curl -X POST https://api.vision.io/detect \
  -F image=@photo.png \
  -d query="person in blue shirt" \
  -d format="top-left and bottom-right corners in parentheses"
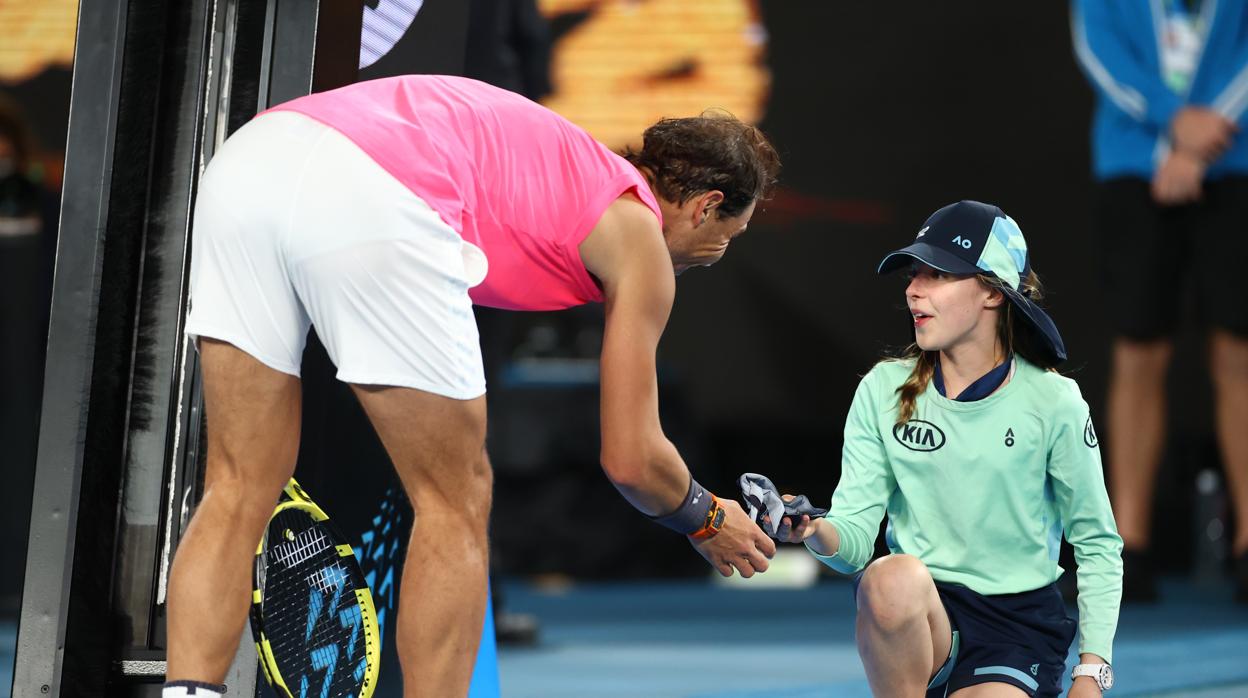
top-left (1071, 0), bottom-right (1248, 602)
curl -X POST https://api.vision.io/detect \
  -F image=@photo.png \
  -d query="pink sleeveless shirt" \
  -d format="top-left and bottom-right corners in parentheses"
top-left (270, 75), bottom-right (663, 311)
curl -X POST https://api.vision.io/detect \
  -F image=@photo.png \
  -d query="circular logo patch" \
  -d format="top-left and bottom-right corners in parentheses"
top-left (1084, 416), bottom-right (1099, 448)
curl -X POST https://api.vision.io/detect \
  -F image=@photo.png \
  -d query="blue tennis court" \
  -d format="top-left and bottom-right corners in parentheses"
top-left (3, 573), bottom-right (1247, 696)
top-left (496, 576), bottom-right (1248, 698)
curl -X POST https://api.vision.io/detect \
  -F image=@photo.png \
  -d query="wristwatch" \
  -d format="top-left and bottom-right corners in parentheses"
top-left (688, 496), bottom-right (726, 541)
top-left (1071, 663), bottom-right (1114, 691)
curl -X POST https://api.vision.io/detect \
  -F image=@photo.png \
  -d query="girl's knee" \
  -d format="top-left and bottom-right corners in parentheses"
top-left (857, 554), bottom-right (934, 630)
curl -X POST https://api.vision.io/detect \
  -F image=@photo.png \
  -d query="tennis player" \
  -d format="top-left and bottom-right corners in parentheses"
top-left (164, 75), bottom-right (779, 697)
top-left (776, 201), bottom-right (1123, 697)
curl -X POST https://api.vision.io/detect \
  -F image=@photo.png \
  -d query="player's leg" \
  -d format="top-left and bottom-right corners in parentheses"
top-left (352, 386), bottom-right (491, 697)
top-left (168, 113), bottom-right (318, 688)
top-left (855, 554), bottom-right (953, 695)
top-left (282, 114), bottom-right (495, 695)
top-left (166, 339), bottom-right (302, 684)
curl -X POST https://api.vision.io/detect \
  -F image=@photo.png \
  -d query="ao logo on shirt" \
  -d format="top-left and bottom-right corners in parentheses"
top-left (1084, 416), bottom-right (1099, 448)
top-left (893, 419), bottom-right (946, 452)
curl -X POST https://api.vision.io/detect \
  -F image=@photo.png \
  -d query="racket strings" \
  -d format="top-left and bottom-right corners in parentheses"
top-left (259, 509), bottom-right (373, 697)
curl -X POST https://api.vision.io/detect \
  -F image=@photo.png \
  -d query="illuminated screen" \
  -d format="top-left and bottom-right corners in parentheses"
top-left (538, 0), bottom-right (769, 150)
top-left (0, 0), bottom-right (77, 83)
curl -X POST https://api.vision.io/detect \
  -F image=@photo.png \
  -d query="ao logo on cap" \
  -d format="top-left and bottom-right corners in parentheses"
top-left (893, 420), bottom-right (946, 452)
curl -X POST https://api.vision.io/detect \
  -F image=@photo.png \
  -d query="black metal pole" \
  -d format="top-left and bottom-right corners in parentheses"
top-left (13, 0), bottom-right (131, 694)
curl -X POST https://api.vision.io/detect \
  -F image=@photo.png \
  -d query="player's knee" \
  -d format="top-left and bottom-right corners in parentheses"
top-left (205, 437), bottom-right (298, 490)
top-left (198, 474), bottom-right (285, 532)
top-left (406, 448), bottom-right (492, 531)
top-left (857, 554), bottom-right (932, 631)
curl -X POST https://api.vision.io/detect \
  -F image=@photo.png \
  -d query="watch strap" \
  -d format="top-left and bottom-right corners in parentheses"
top-left (1071, 663), bottom-right (1111, 690)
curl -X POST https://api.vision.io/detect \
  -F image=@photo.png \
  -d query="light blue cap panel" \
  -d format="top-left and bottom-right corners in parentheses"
top-left (976, 216), bottom-right (1028, 290)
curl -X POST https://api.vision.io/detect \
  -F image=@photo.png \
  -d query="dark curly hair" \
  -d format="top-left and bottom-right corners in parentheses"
top-left (623, 110), bottom-right (780, 219)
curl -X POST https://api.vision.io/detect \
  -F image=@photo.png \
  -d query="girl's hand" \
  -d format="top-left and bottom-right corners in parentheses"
top-left (776, 514), bottom-right (822, 544)
top-left (767, 494), bottom-right (823, 544)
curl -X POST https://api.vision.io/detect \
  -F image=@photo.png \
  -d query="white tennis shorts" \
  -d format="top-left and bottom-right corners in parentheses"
top-left (185, 111), bottom-right (489, 399)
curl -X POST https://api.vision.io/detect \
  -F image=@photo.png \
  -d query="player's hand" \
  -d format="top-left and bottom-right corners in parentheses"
top-left (690, 498), bottom-right (776, 577)
top-left (1151, 149), bottom-right (1205, 205)
top-left (1067, 676), bottom-right (1102, 697)
top-left (1171, 107), bottom-right (1236, 162)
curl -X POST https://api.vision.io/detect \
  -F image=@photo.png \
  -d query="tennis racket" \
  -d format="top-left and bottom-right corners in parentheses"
top-left (250, 478), bottom-right (381, 698)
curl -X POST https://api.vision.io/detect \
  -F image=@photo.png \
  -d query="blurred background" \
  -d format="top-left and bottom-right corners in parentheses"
top-left (2, 1), bottom-right (1246, 696)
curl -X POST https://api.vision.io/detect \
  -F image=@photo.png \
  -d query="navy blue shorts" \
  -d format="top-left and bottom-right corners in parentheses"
top-left (852, 576), bottom-right (1076, 696)
top-left (927, 581), bottom-right (1076, 697)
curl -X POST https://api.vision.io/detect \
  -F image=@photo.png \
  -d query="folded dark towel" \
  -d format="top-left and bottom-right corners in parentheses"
top-left (738, 472), bottom-right (828, 539)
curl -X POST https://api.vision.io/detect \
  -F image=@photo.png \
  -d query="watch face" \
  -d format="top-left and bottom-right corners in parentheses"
top-left (1100, 664), bottom-right (1115, 690)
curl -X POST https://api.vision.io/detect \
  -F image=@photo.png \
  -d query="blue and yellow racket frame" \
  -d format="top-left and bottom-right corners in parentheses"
top-left (250, 478), bottom-right (382, 698)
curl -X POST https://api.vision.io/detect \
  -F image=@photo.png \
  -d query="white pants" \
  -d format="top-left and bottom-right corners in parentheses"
top-left (185, 111), bottom-right (488, 399)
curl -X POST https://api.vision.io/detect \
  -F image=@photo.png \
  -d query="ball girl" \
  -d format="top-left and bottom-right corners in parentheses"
top-left (778, 201), bottom-right (1122, 697)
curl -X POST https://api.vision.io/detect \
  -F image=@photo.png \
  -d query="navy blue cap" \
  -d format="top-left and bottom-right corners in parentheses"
top-left (877, 200), bottom-right (1067, 364)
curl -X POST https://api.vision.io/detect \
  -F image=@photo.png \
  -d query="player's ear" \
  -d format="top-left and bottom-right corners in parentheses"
top-left (696, 190), bottom-right (724, 226)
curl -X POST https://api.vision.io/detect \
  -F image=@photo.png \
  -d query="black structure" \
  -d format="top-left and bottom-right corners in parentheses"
top-left (13, 1), bottom-right (362, 696)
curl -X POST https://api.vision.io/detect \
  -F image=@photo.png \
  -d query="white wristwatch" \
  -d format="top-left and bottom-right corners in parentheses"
top-left (1071, 663), bottom-right (1114, 691)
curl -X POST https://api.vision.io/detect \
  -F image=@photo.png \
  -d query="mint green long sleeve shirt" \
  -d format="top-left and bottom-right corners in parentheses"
top-left (809, 357), bottom-right (1123, 662)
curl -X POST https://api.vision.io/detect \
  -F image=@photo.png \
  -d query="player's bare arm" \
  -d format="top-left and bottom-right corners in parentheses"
top-left (581, 195), bottom-right (775, 576)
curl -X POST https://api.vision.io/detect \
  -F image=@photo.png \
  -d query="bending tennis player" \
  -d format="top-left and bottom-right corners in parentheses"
top-left (164, 75), bottom-right (779, 697)
top-left (773, 201), bottom-right (1123, 697)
